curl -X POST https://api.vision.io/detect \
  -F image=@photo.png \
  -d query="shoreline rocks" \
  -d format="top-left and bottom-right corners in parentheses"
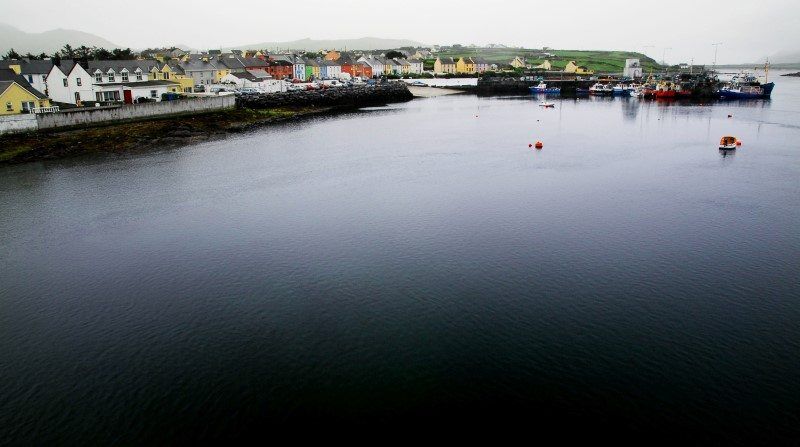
top-left (236, 82), bottom-right (413, 109)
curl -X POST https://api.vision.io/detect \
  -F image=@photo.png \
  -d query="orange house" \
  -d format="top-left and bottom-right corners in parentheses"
top-left (341, 61), bottom-right (371, 78)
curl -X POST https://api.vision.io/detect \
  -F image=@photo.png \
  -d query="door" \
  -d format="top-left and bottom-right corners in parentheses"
top-left (123, 89), bottom-right (133, 104)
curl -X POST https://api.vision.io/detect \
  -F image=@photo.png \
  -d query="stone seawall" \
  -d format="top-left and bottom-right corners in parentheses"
top-left (237, 82), bottom-right (413, 109)
top-left (36, 95), bottom-right (236, 130)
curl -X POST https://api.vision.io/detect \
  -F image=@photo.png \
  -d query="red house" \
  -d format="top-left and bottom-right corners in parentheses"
top-left (340, 55), bottom-right (372, 79)
top-left (265, 60), bottom-right (293, 80)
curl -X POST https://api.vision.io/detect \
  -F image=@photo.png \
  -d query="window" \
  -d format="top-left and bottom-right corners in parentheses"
top-left (21, 101), bottom-right (35, 112)
top-left (76, 78), bottom-right (82, 86)
top-left (95, 73), bottom-right (102, 83)
top-left (122, 73), bottom-right (129, 82)
top-left (108, 74), bottom-right (115, 82)
top-left (136, 73), bottom-right (142, 81)
top-left (63, 78), bottom-right (68, 87)
top-left (5, 102), bottom-right (11, 112)
top-left (150, 90), bottom-right (157, 98)
top-left (164, 72), bottom-right (169, 79)
top-left (28, 75), bottom-right (33, 83)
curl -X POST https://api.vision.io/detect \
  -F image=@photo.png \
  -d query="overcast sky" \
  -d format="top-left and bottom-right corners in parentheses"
top-left (4, 0), bottom-right (799, 63)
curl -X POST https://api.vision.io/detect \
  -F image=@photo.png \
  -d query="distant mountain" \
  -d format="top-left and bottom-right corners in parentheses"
top-left (762, 50), bottom-right (800, 64)
top-left (229, 37), bottom-right (426, 52)
top-left (0, 23), bottom-right (121, 55)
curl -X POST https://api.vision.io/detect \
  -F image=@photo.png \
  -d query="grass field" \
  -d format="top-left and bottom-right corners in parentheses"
top-left (429, 47), bottom-right (662, 73)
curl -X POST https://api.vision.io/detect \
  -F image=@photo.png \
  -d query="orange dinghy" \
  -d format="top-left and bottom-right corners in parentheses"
top-left (719, 136), bottom-right (738, 150)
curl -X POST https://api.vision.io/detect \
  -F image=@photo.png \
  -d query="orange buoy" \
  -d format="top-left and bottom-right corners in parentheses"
top-left (736, 141), bottom-right (742, 146)
top-left (535, 141), bottom-right (543, 149)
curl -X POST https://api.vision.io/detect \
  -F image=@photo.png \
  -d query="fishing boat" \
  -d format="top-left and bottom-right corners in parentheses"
top-left (719, 62), bottom-right (775, 99)
top-left (529, 82), bottom-right (561, 94)
top-left (654, 81), bottom-right (677, 98)
top-left (719, 136), bottom-right (738, 150)
top-left (539, 101), bottom-right (555, 108)
top-left (589, 83), bottom-right (613, 95)
top-left (613, 84), bottom-right (630, 95)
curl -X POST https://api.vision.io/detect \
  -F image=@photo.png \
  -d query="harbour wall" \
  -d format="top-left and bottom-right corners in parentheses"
top-left (0, 114), bottom-right (38, 135)
top-left (36, 95), bottom-right (236, 130)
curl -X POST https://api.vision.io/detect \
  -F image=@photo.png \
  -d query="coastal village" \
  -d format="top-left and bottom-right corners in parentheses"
top-left (0, 43), bottom-right (774, 153)
top-left (0, 44), bottom-right (618, 116)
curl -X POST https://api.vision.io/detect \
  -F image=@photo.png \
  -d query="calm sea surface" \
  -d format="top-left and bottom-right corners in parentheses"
top-left (2, 75), bottom-right (799, 443)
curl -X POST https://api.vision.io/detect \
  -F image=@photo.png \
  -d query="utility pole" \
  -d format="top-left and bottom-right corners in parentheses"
top-left (712, 43), bottom-right (722, 73)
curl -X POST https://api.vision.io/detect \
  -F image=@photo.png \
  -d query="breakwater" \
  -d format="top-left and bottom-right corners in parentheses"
top-left (237, 82), bottom-right (413, 109)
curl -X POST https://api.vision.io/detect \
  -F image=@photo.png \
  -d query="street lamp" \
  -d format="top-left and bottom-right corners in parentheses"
top-left (662, 47), bottom-right (672, 66)
top-left (712, 42), bottom-right (723, 72)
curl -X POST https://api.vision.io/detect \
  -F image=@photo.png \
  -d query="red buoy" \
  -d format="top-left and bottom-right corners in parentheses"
top-left (736, 141), bottom-right (742, 146)
top-left (535, 141), bottom-right (543, 149)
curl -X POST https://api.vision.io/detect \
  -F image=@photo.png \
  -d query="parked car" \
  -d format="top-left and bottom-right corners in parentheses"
top-left (194, 85), bottom-right (206, 92)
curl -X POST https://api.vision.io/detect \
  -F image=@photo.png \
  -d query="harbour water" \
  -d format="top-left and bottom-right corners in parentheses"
top-left (1, 74), bottom-right (799, 442)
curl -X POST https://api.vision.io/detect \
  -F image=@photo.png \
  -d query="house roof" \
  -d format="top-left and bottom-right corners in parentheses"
top-left (0, 59), bottom-right (55, 75)
top-left (246, 68), bottom-right (272, 79)
top-left (0, 81), bottom-right (14, 96)
top-left (437, 57), bottom-right (455, 64)
top-left (0, 68), bottom-right (48, 99)
top-left (178, 59), bottom-right (220, 72)
top-left (88, 60), bottom-right (161, 73)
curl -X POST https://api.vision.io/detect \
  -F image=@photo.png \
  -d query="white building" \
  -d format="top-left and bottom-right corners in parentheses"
top-left (220, 70), bottom-right (286, 93)
top-left (357, 56), bottom-right (383, 77)
top-left (408, 59), bottom-right (424, 74)
top-left (45, 61), bottom-right (95, 105)
top-left (624, 58), bottom-right (643, 78)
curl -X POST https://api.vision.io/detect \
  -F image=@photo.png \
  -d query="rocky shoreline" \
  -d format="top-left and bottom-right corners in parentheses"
top-left (236, 82), bottom-right (413, 109)
top-left (780, 72), bottom-right (800, 77)
top-left (0, 83), bottom-right (413, 165)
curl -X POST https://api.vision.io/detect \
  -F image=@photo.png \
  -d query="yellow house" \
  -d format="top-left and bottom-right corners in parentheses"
top-left (434, 57), bottom-right (456, 74)
top-left (510, 56), bottom-right (526, 68)
top-left (564, 61), bottom-right (594, 75)
top-left (456, 57), bottom-right (476, 74)
top-left (0, 66), bottom-right (51, 115)
top-left (160, 64), bottom-right (195, 92)
top-left (534, 60), bottom-right (552, 70)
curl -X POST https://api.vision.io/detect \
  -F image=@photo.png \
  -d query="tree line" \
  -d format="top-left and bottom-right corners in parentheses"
top-left (3, 44), bottom-right (135, 63)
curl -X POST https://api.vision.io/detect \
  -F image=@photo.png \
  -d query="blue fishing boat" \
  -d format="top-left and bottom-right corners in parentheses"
top-left (529, 82), bottom-right (561, 94)
top-left (718, 64), bottom-right (775, 99)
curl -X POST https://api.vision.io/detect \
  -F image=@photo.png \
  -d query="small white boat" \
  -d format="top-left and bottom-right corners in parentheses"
top-left (539, 101), bottom-right (555, 108)
top-left (589, 83), bottom-right (613, 95)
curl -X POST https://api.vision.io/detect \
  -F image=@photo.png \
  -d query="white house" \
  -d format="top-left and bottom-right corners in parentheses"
top-left (357, 56), bottom-right (383, 77)
top-left (407, 58), bottom-right (423, 74)
top-left (220, 70), bottom-right (286, 93)
top-left (624, 59), bottom-right (643, 78)
top-left (45, 60), bottom-right (95, 105)
top-left (320, 60), bottom-right (342, 79)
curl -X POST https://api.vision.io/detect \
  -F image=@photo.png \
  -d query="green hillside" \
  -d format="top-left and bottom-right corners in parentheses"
top-left (431, 47), bottom-right (662, 73)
